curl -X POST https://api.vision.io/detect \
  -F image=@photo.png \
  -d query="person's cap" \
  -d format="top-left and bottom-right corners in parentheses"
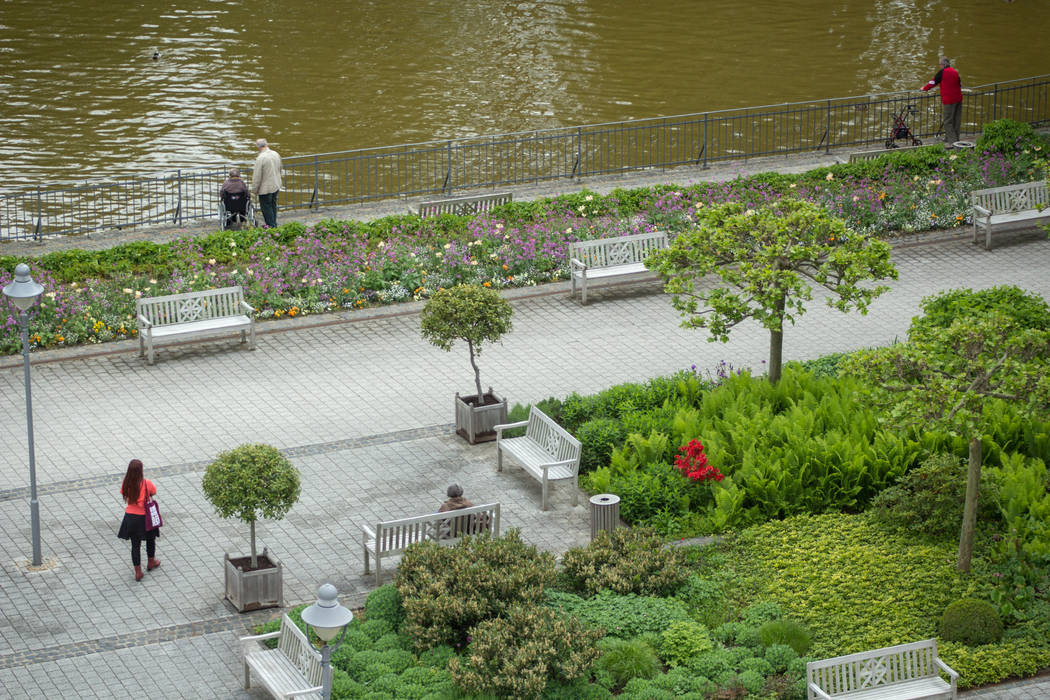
top-left (447, 484), bottom-right (463, 498)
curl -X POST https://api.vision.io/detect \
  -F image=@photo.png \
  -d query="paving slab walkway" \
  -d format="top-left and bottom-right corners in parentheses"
top-left (1, 191), bottom-right (1049, 696)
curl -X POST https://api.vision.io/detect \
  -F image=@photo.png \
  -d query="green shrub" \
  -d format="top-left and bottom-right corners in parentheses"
top-left (711, 621), bottom-right (762, 649)
top-left (542, 677), bottom-right (611, 699)
top-left (359, 618), bottom-right (394, 642)
top-left (395, 528), bottom-right (556, 650)
top-left (365, 584), bottom-right (406, 631)
top-left (910, 285), bottom-right (1050, 336)
top-left (659, 621), bottom-right (714, 667)
top-left (688, 647), bottom-right (735, 678)
top-left (740, 601), bottom-right (784, 626)
top-left (577, 418), bottom-right (626, 473)
top-left (417, 644), bottom-right (456, 669)
top-left (620, 678), bottom-right (676, 700)
top-left (738, 669), bottom-right (766, 694)
top-left (560, 526), bottom-right (688, 597)
top-left (545, 589), bottom-right (692, 638)
top-left (674, 575), bottom-right (728, 627)
top-left (758, 619), bottom-right (813, 655)
top-left (765, 643), bottom-right (800, 674)
top-left (597, 637), bottom-right (661, 688)
top-left (870, 452), bottom-right (1000, 540)
top-left (940, 598), bottom-right (1004, 646)
top-left (649, 668), bottom-right (715, 695)
top-left (372, 632), bottom-right (411, 652)
top-left (447, 605), bottom-right (601, 700)
top-left (976, 119), bottom-right (1038, 157)
top-left (739, 655), bottom-right (775, 676)
top-left (939, 639), bottom-right (1050, 688)
top-left (611, 462), bottom-right (690, 524)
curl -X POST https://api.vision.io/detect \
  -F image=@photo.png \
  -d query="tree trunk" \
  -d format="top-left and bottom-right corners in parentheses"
top-left (956, 436), bottom-right (982, 572)
top-left (768, 294), bottom-right (785, 384)
top-left (249, 519), bottom-right (258, 569)
top-left (467, 339), bottom-right (483, 403)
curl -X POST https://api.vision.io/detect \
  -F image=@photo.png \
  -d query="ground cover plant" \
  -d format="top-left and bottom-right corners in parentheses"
top-left (2, 120), bottom-right (1046, 355)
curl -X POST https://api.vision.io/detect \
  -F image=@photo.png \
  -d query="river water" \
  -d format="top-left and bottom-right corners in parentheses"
top-left (0, 0), bottom-right (1046, 191)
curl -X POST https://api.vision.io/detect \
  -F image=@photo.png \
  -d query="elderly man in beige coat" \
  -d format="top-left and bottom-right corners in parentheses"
top-left (250, 138), bottom-right (282, 227)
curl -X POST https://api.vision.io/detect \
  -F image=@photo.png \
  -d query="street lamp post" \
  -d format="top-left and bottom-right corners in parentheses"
top-left (301, 583), bottom-right (354, 700)
top-left (3, 263), bottom-right (45, 567)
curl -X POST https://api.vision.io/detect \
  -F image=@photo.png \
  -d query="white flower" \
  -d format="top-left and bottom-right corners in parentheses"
top-left (149, 279), bottom-right (157, 284)
top-left (578, 205), bottom-right (586, 212)
top-left (489, 253), bottom-right (498, 259)
top-left (123, 288), bottom-right (133, 294)
top-left (134, 291), bottom-right (142, 298)
top-left (789, 183), bottom-right (797, 189)
top-left (584, 194), bottom-right (593, 202)
top-left (316, 278), bottom-right (322, 284)
top-left (565, 228), bottom-right (573, 234)
top-left (208, 258), bottom-right (217, 265)
top-left (301, 278), bottom-right (308, 284)
top-left (378, 240), bottom-right (386, 248)
top-left (470, 260), bottom-right (478, 266)
top-left (949, 154), bottom-right (958, 161)
top-left (745, 209), bottom-right (756, 216)
top-left (825, 173), bottom-right (834, 181)
top-left (229, 241), bottom-right (236, 248)
top-left (444, 243), bottom-right (452, 249)
top-left (852, 196), bottom-right (859, 202)
top-left (230, 269), bottom-right (239, 275)
top-left (246, 269), bottom-right (254, 276)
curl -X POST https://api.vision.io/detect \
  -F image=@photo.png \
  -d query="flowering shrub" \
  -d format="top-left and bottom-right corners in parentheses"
top-left (673, 439), bottom-right (723, 482)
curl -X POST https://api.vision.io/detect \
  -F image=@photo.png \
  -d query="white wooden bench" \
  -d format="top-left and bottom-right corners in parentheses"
top-left (568, 231), bottom-right (669, 304)
top-left (240, 614), bottom-right (323, 700)
top-left (848, 144), bottom-right (925, 162)
top-left (415, 192), bottom-right (513, 217)
top-left (495, 406), bottom-right (582, 510)
top-left (136, 285), bottom-right (256, 364)
top-left (972, 180), bottom-right (1050, 250)
top-left (362, 502), bottom-right (500, 584)
top-left (807, 639), bottom-right (958, 700)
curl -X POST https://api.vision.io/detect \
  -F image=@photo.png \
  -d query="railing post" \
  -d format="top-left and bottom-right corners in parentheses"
top-left (174, 170), bottom-right (182, 225)
top-left (572, 127), bottom-right (581, 178)
top-left (442, 141), bottom-right (452, 194)
top-left (312, 156), bottom-right (319, 209)
top-left (992, 83), bottom-right (999, 122)
top-left (825, 99), bottom-right (832, 154)
top-left (34, 186), bottom-right (42, 240)
top-left (703, 114), bottom-right (709, 168)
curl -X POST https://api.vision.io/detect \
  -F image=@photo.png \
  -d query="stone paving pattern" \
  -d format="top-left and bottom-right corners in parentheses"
top-left (1, 161), bottom-right (1049, 697)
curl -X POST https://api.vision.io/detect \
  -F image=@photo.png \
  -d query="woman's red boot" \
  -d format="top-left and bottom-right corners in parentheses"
top-left (147, 558), bottom-right (161, 571)
top-left (134, 566), bottom-right (144, 582)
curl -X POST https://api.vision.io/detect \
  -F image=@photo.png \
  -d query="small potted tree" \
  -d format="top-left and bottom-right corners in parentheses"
top-left (202, 443), bottom-right (301, 612)
top-left (421, 284), bottom-right (513, 444)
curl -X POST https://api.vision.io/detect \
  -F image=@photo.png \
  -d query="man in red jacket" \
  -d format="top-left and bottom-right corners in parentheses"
top-left (921, 57), bottom-right (963, 145)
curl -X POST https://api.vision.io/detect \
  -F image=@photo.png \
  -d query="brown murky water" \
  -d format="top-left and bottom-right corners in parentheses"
top-left (0, 0), bottom-right (1046, 190)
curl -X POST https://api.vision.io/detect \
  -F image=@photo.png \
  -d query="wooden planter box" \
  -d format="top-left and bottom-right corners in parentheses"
top-left (455, 388), bottom-right (508, 444)
top-left (224, 548), bottom-right (282, 613)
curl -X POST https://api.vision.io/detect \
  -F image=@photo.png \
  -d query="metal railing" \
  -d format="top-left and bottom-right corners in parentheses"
top-left (2, 74), bottom-right (1048, 242)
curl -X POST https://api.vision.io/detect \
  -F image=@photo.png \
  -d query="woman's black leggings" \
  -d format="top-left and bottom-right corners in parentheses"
top-left (130, 537), bottom-right (156, 566)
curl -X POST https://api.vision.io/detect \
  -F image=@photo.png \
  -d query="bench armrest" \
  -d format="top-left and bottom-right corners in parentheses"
top-left (494, 420), bottom-right (528, 436)
top-left (137, 314), bottom-right (153, 329)
top-left (541, 457), bottom-right (578, 470)
top-left (361, 524), bottom-right (376, 539)
top-left (973, 204), bottom-right (991, 217)
top-left (570, 257), bottom-right (587, 271)
top-left (808, 683), bottom-right (833, 700)
top-left (239, 630), bottom-right (280, 642)
top-left (934, 657), bottom-right (959, 681)
top-left (286, 687), bottom-right (324, 698)
top-left (240, 299), bottom-right (256, 314)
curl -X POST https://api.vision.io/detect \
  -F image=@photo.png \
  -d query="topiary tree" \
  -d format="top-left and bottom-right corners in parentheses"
top-left (420, 284), bottom-right (513, 403)
top-left (845, 290), bottom-right (1050, 571)
top-left (940, 598), bottom-right (1004, 645)
top-left (646, 199), bottom-right (897, 383)
top-left (201, 443), bottom-right (301, 569)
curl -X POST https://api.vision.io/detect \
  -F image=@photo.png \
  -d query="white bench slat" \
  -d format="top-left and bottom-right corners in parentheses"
top-left (568, 231), bottom-right (669, 304)
top-left (416, 192), bottom-right (512, 217)
top-left (136, 285), bottom-right (256, 364)
top-left (362, 503), bottom-right (501, 584)
top-left (971, 180), bottom-right (1050, 250)
top-left (807, 639), bottom-right (957, 700)
top-left (495, 406), bottom-right (582, 510)
top-left (242, 615), bottom-right (323, 700)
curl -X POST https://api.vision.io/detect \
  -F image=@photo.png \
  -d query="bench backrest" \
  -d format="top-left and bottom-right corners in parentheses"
top-left (137, 286), bottom-right (247, 327)
top-left (848, 145), bottom-right (923, 162)
top-left (374, 503), bottom-right (501, 554)
top-left (418, 192), bottom-right (513, 217)
top-left (525, 406), bottom-right (582, 469)
top-left (807, 639), bottom-right (940, 699)
top-left (568, 231), bottom-right (669, 269)
top-left (276, 615), bottom-right (323, 687)
top-left (972, 180), bottom-right (1050, 215)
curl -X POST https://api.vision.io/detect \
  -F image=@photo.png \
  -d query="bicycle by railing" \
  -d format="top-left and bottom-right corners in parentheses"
top-left (2, 74), bottom-right (1048, 242)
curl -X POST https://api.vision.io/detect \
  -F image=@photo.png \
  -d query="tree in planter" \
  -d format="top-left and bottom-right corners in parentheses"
top-left (420, 284), bottom-right (513, 403)
top-left (202, 443), bottom-right (301, 569)
top-left (845, 290), bottom-right (1050, 571)
top-left (646, 199), bottom-right (897, 384)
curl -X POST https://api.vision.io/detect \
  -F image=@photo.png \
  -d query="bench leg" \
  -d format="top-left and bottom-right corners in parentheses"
top-left (581, 276), bottom-right (588, 305)
top-left (571, 482), bottom-right (578, 507)
top-left (363, 545), bottom-right (370, 576)
top-left (541, 478), bottom-right (549, 511)
top-left (138, 335), bottom-right (144, 357)
top-left (249, 322), bottom-right (256, 350)
top-left (244, 659), bottom-right (251, 689)
top-left (497, 446), bottom-right (503, 472)
top-left (985, 227), bottom-right (993, 251)
top-left (570, 274), bottom-right (577, 300)
top-left (375, 557), bottom-right (381, 586)
top-left (240, 329), bottom-right (246, 345)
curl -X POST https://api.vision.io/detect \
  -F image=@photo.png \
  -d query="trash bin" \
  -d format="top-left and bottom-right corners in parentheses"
top-left (952, 140), bottom-right (975, 150)
top-left (590, 493), bottom-right (620, 540)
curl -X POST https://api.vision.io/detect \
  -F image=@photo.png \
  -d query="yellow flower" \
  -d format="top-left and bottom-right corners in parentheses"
top-left (852, 196), bottom-right (859, 202)
top-left (825, 172), bottom-right (834, 181)
top-left (788, 183), bottom-right (797, 189)
top-left (482, 281), bottom-right (491, 287)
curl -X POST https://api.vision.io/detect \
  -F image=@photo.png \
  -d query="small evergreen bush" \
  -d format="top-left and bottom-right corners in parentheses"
top-left (364, 584), bottom-right (405, 631)
top-left (675, 575), bottom-right (728, 628)
top-left (395, 528), bottom-right (556, 650)
top-left (560, 526), bottom-right (688, 597)
top-left (758, 619), bottom-right (813, 655)
top-left (940, 598), bottom-right (1004, 646)
top-left (597, 637), bottom-right (661, 688)
top-left (545, 589), bottom-right (692, 638)
top-left (765, 643), bottom-right (800, 674)
top-left (659, 620), bottom-right (714, 667)
top-left (447, 605), bottom-right (601, 700)
top-left (577, 418), bottom-right (626, 473)
top-left (910, 285), bottom-right (1050, 336)
top-left (740, 601), bottom-right (784, 626)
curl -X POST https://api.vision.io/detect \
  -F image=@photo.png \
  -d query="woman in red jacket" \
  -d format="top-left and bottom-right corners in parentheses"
top-left (921, 57), bottom-right (963, 145)
top-left (116, 459), bottom-right (160, 581)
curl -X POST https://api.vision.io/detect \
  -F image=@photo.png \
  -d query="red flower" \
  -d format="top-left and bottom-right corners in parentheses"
top-left (674, 439), bottom-right (723, 482)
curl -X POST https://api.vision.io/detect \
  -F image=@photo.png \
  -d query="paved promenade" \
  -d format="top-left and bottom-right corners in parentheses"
top-left (1, 233), bottom-right (1049, 694)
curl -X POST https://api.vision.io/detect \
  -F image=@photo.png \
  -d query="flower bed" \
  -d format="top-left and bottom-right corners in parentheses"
top-left (1, 129), bottom-right (1046, 356)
